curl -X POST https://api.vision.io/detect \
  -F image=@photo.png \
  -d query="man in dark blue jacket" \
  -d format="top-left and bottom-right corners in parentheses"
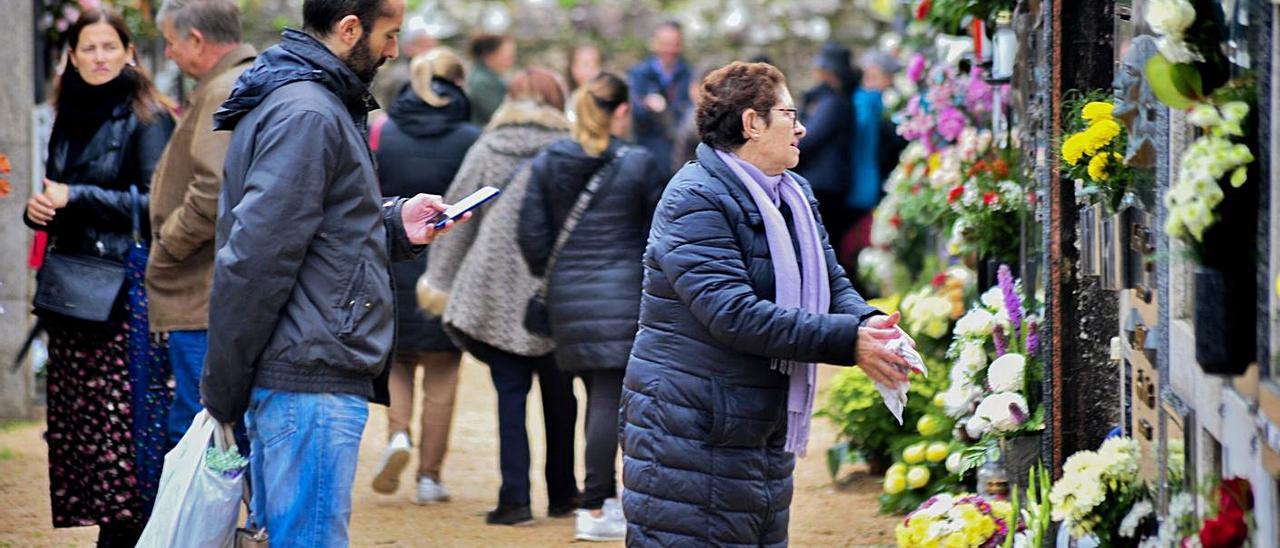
top-left (200, 0), bottom-right (459, 542)
top-left (627, 21), bottom-right (692, 177)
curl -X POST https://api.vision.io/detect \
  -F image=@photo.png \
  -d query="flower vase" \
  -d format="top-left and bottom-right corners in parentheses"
top-left (1193, 265), bottom-right (1253, 375)
top-left (1001, 434), bottom-right (1041, 495)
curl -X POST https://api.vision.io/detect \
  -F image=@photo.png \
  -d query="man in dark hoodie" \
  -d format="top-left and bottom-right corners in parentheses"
top-left (200, 0), bottom-right (459, 542)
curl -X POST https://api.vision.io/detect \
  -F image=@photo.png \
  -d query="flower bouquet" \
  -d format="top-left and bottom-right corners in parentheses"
top-left (1143, 0), bottom-right (1232, 110)
top-left (1142, 477), bottom-right (1255, 548)
top-left (895, 493), bottom-right (1018, 548)
top-left (943, 131), bottom-right (1025, 264)
top-left (939, 266), bottom-right (1043, 474)
top-left (1163, 100), bottom-right (1254, 251)
top-left (1048, 437), bottom-right (1154, 547)
top-left (1060, 93), bottom-right (1136, 211)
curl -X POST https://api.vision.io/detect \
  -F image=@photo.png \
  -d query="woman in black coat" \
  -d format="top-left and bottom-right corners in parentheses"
top-left (517, 73), bottom-right (666, 542)
top-left (617, 62), bottom-right (911, 547)
top-left (23, 10), bottom-right (174, 546)
top-left (371, 48), bottom-right (482, 503)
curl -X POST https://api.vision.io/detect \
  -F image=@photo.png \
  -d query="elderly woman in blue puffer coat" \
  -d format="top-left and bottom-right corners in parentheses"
top-left (619, 62), bottom-right (914, 547)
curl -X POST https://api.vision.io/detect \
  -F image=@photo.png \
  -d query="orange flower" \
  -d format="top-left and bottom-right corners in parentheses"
top-left (967, 160), bottom-right (989, 177)
top-left (0, 154), bottom-right (10, 174)
top-left (0, 178), bottom-right (10, 198)
top-left (992, 159), bottom-right (1009, 178)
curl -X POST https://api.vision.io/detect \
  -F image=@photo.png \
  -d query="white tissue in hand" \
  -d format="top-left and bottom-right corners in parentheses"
top-left (873, 335), bottom-right (928, 425)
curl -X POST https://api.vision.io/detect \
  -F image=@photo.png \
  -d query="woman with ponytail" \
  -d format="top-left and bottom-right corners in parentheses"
top-left (517, 72), bottom-right (666, 542)
top-left (22, 9), bottom-right (175, 546)
top-left (371, 47), bottom-right (481, 504)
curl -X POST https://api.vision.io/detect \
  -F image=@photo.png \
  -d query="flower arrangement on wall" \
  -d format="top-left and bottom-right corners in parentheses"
top-left (1163, 100), bottom-right (1254, 252)
top-left (939, 265), bottom-right (1043, 471)
top-left (1060, 93), bottom-right (1136, 211)
top-left (1048, 437), bottom-right (1154, 547)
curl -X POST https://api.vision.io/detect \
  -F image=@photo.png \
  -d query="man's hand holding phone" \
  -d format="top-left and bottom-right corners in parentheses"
top-left (401, 193), bottom-right (470, 245)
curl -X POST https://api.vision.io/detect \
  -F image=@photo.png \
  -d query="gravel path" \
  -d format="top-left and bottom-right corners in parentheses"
top-left (0, 358), bottom-right (897, 547)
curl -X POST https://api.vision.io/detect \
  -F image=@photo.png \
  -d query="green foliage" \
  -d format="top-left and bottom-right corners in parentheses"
top-left (818, 354), bottom-right (950, 475)
top-left (1023, 463), bottom-right (1053, 548)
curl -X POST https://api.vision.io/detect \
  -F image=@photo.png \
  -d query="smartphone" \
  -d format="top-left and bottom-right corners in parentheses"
top-left (426, 186), bottom-right (501, 229)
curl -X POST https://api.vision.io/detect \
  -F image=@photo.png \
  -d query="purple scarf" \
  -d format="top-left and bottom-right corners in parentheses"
top-left (715, 149), bottom-right (830, 456)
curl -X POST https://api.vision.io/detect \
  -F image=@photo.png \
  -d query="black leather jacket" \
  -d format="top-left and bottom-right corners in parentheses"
top-left (25, 102), bottom-right (175, 263)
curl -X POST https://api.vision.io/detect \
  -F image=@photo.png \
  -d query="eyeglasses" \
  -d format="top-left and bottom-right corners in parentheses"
top-left (755, 107), bottom-right (800, 128)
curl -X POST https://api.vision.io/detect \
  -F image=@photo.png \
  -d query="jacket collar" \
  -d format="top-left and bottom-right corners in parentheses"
top-left (191, 44), bottom-right (258, 101)
top-left (695, 142), bottom-right (765, 226)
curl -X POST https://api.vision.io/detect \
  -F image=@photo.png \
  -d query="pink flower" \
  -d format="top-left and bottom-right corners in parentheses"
top-left (965, 68), bottom-right (993, 113)
top-left (936, 107), bottom-right (967, 142)
top-left (907, 53), bottom-right (926, 82)
top-left (78, 0), bottom-right (100, 9)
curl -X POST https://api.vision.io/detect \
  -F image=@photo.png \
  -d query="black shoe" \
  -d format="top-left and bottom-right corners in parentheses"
top-left (548, 496), bottom-right (581, 518)
top-left (486, 504), bottom-right (533, 526)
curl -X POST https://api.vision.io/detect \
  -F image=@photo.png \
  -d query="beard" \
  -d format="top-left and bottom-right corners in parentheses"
top-left (344, 33), bottom-right (386, 84)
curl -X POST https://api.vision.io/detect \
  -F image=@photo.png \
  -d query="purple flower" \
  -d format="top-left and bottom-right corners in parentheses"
top-left (907, 53), bottom-right (926, 82)
top-left (992, 324), bottom-right (1008, 357)
top-left (1027, 320), bottom-right (1040, 355)
top-left (936, 107), bottom-right (967, 142)
top-left (998, 264), bottom-right (1023, 336)
top-left (1009, 402), bottom-right (1027, 425)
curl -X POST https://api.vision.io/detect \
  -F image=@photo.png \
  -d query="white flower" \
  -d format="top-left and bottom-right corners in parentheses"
top-left (973, 392), bottom-right (1029, 434)
top-left (955, 308), bottom-right (995, 337)
top-left (956, 341), bottom-right (987, 374)
top-left (916, 494), bottom-right (956, 519)
top-left (964, 414), bottom-right (990, 438)
top-left (981, 286), bottom-right (1005, 311)
top-left (1119, 499), bottom-right (1154, 538)
top-left (987, 353), bottom-right (1027, 392)
top-left (943, 387), bottom-right (977, 419)
top-left (1146, 0), bottom-right (1196, 38)
top-left (1187, 104), bottom-right (1221, 128)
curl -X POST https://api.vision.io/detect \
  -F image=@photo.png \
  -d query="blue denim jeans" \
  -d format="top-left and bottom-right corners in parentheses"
top-left (245, 388), bottom-right (368, 548)
top-left (166, 330), bottom-right (208, 447)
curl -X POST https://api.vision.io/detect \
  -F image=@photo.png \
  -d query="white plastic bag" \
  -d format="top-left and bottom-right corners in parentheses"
top-left (137, 410), bottom-right (244, 548)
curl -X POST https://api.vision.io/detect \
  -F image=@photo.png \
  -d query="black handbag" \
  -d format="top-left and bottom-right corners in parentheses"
top-left (32, 185), bottom-right (140, 322)
top-left (523, 146), bottom-right (630, 337)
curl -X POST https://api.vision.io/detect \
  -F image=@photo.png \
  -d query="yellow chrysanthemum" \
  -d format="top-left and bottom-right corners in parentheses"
top-left (1088, 153), bottom-right (1110, 181)
top-left (928, 153), bottom-right (942, 173)
top-left (1081, 101), bottom-right (1114, 122)
top-left (1082, 119), bottom-right (1121, 154)
top-left (1062, 133), bottom-right (1088, 166)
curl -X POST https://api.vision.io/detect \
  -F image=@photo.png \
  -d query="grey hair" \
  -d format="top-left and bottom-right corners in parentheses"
top-left (157, 0), bottom-right (242, 44)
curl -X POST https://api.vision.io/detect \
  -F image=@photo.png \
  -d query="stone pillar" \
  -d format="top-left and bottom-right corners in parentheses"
top-left (1046, 0), bottom-right (1118, 475)
top-left (0, 0), bottom-right (38, 419)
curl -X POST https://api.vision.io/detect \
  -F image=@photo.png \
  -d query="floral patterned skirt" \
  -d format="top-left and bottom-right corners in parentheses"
top-left (44, 311), bottom-right (172, 529)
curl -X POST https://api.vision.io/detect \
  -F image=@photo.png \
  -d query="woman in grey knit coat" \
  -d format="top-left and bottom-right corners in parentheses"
top-left (421, 68), bottom-right (579, 526)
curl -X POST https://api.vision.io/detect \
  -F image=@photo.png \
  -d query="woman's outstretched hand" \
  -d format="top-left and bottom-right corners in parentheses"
top-left (855, 312), bottom-right (912, 388)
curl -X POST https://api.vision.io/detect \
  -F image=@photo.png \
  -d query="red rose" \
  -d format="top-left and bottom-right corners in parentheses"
top-left (983, 192), bottom-right (998, 206)
top-left (931, 272), bottom-right (947, 288)
top-left (1219, 478), bottom-right (1253, 513)
top-left (890, 215), bottom-right (902, 228)
top-left (915, 0), bottom-right (932, 20)
top-left (1199, 507), bottom-right (1248, 548)
top-left (947, 185), bottom-right (965, 203)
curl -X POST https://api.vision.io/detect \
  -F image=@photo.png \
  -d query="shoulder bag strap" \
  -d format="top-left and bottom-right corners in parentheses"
top-left (538, 146), bottom-right (630, 295)
top-left (129, 184), bottom-right (142, 243)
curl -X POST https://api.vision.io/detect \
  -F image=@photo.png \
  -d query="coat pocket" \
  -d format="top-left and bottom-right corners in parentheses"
top-left (336, 260), bottom-right (371, 338)
top-left (705, 378), bottom-right (786, 448)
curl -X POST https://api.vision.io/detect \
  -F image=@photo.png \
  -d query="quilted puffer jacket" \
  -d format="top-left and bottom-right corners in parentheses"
top-left (619, 143), bottom-right (881, 547)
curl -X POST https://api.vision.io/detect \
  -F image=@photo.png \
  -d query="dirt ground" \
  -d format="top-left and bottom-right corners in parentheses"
top-left (0, 358), bottom-right (897, 547)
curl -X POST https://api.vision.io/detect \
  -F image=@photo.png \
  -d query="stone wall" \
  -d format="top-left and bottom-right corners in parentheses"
top-left (0, 0), bottom-right (37, 419)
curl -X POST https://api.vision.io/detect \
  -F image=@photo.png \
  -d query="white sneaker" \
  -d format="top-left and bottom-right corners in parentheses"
top-left (372, 431), bottom-right (411, 494)
top-left (603, 497), bottom-right (625, 522)
top-left (575, 506), bottom-right (626, 542)
top-left (414, 476), bottom-right (451, 504)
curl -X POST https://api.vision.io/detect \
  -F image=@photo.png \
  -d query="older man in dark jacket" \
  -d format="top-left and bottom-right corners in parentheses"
top-left (200, 0), bottom-right (456, 542)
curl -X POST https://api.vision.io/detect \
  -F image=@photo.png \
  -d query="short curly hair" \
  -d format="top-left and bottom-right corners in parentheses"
top-left (696, 62), bottom-right (787, 151)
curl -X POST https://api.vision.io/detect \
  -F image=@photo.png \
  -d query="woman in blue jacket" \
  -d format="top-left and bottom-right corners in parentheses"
top-left (619, 62), bottom-right (912, 547)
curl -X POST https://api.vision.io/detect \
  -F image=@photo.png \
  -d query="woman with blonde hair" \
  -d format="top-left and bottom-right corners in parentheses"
top-left (423, 68), bottom-right (580, 526)
top-left (517, 73), bottom-right (665, 542)
top-left (369, 46), bottom-right (482, 504)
